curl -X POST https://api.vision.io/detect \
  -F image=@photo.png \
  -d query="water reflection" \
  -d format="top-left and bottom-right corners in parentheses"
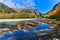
top-left (0, 19), bottom-right (59, 40)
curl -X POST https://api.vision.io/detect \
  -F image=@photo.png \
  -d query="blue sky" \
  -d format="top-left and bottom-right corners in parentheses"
top-left (0, 0), bottom-right (60, 14)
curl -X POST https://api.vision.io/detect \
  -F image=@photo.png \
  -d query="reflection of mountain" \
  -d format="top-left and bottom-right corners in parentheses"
top-left (12, 7), bottom-right (41, 16)
top-left (0, 2), bottom-right (16, 13)
top-left (42, 2), bottom-right (60, 20)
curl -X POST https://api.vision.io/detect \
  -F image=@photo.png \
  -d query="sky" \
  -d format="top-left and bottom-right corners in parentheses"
top-left (0, 0), bottom-right (60, 14)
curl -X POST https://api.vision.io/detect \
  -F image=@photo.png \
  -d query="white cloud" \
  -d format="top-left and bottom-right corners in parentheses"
top-left (2, 0), bottom-right (15, 7)
top-left (0, 0), bottom-right (60, 8)
top-left (0, 0), bottom-right (36, 8)
top-left (11, 0), bottom-right (36, 8)
top-left (23, 0), bottom-right (35, 6)
top-left (0, 0), bottom-right (3, 2)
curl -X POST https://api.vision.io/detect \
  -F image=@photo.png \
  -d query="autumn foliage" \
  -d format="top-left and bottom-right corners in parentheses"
top-left (0, 12), bottom-right (37, 19)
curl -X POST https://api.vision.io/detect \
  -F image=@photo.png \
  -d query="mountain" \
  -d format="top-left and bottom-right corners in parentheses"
top-left (0, 2), bottom-right (16, 13)
top-left (12, 7), bottom-right (41, 16)
top-left (42, 2), bottom-right (60, 20)
top-left (0, 2), bottom-right (41, 16)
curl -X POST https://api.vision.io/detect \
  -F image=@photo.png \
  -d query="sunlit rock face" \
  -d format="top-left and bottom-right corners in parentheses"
top-left (12, 7), bottom-right (41, 16)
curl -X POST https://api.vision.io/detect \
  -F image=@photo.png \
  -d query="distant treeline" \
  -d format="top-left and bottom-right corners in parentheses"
top-left (0, 12), bottom-right (37, 19)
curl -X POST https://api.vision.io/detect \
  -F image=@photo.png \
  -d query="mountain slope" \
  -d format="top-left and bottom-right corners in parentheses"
top-left (42, 2), bottom-right (60, 20)
top-left (0, 2), bottom-right (16, 13)
top-left (12, 7), bottom-right (41, 16)
top-left (0, 2), bottom-right (41, 18)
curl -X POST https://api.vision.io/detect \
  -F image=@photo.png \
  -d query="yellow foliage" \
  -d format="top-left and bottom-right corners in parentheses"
top-left (0, 12), bottom-right (37, 19)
